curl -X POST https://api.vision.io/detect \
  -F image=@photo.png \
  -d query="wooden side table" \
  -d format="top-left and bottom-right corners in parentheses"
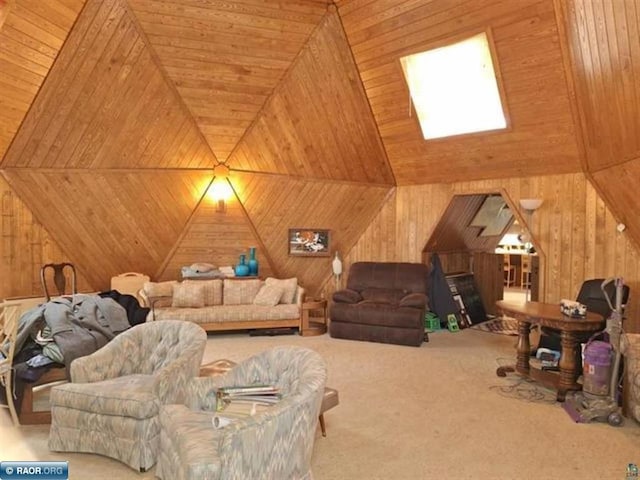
top-left (300, 299), bottom-right (328, 336)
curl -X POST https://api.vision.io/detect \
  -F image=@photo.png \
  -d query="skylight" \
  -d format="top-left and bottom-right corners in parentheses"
top-left (400, 32), bottom-right (507, 140)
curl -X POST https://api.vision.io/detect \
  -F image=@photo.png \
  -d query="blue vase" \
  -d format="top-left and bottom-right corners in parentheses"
top-left (248, 247), bottom-right (259, 276)
top-left (235, 254), bottom-right (250, 277)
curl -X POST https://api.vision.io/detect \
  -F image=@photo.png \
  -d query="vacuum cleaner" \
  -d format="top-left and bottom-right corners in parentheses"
top-left (562, 277), bottom-right (626, 426)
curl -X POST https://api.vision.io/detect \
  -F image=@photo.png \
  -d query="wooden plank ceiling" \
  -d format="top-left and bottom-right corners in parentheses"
top-left (0, 0), bottom-right (86, 161)
top-left (128, 0), bottom-right (329, 162)
top-left (336, 0), bottom-right (583, 185)
top-left (560, 0), bottom-right (640, 255)
top-left (2, 0), bottom-right (640, 295)
top-left (228, 9), bottom-right (394, 185)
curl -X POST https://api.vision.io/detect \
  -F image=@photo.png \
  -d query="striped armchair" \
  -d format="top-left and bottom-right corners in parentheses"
top-left (48, 320), bottom-right (207, 471)
top-left (156, 346), bottom-right (327, 480)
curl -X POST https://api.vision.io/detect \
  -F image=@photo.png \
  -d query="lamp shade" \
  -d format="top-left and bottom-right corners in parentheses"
top-left (519, 198), bottom-right (543, 211)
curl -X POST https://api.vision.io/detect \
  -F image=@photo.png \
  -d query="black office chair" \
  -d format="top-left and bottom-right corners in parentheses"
top-left (537, 278), bottom-right (630, 354)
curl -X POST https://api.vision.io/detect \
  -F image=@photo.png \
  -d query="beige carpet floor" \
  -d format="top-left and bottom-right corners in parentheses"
top-left (1, 328), bottom-right (639, 480)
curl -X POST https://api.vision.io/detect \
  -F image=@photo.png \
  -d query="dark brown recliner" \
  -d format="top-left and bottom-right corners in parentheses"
top-left (329, 262), bottom-right (429, 347)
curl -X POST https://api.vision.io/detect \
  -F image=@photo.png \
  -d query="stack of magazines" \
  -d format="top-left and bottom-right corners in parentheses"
top-left (216, 385), bottom-right (281, 414)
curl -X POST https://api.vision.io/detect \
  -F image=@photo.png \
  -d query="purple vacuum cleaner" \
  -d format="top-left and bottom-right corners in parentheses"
top-left (562, 277), bottom-right (625, 426)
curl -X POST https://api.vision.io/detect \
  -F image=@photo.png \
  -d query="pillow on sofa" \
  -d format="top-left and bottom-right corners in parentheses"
top-left (223, 279), bottom-right (263, 305)
top-left (333, 289), bottom-right (362, 304)
top-left (172, 282), bottom-right (205, 308)
top-left (144, 280), bottom-right (177, 298)
top-left (361, 287), bottom-right (407, 305)
top-left (253, 285), bottom-right (284, 307)
top-left (399, 292), bottom-right (428, 308)
top-left (184, 279), bottom-right (222, 306)
top-left (265, 277), bottom-right (298, 304)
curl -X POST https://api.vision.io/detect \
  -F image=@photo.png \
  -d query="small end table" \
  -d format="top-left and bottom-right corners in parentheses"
top-left (300, 299), bottom-right (328, 336)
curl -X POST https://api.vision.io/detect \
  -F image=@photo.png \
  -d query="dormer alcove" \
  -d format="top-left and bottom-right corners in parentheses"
top-left (423, 192), bottom-right (542, 318)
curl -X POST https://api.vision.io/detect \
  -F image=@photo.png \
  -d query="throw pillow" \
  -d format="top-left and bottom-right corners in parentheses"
top-left (265, 277), bottom-right (298, 304)
top-left (190, 262), bottom-right (216, 273)
top-left (172, 282), bottom-right (205, 308)
top-left (184, 279), bottom-right (222, 306)
top-left (253, 285), bottom-right (284, 307)
top-left (399, 292), bottom-right (427, 308)
top-left (333, 289), bottom-right (362, 304)
top-left (144, 281), bottom-right (177, 298)
top-left (223, 279), bottom-right (263, 305)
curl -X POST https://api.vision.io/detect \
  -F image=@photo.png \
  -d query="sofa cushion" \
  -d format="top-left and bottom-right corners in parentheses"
top-left (333, 289), bottom-right (362, 304)
top-left (50, 374), bottom-right (158, 419)
top-left (223, 279), bottom-right (263, 305)
top-left (153, 304), bottom-right (300, 324)
top-left (361, 288), bottom-right (407, 305)
top-left (265, 277), bottom-right (298, 304)
top-left (399, 292), bottom-right (428, 308)
top-left (185, 279), bottom-right (222, 306)
top-left (346, 262), bottom-right (429, 294)
top-left (172, 282), bottom-right (205, 308)
top-left (144, 281), bottom-right (178, 298)
top-left (253, 284), bottom-right (284, 307)
top-left (331, 302), bottom-right (423, 329)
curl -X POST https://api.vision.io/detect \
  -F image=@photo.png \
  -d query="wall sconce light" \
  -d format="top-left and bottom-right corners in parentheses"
top-left (519, 198), bottom-right (543, 214)
top-left (208, 164), bottom-right (233, 213)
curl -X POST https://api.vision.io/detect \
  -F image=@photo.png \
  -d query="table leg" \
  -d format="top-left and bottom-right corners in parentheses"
top-left (558, 330), bottom-right (580, 401)
top-left (515, 321), bottom-right (531, 374)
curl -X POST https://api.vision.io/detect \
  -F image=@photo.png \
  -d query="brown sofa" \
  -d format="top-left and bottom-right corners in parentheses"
top-left (329, 262), bottom-right (430, 347)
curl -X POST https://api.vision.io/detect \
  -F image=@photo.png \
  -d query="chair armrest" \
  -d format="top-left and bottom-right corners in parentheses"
top-left (295, 286), bottom-right (305, 308)
top-left (153, 349), bottom-right (203, 405)
top-left (69, 342), bottom-right (127, 383)
top-left (332, 289), bottom-right (362, 304)
top-left (399, 292), bottom-right (428, 308)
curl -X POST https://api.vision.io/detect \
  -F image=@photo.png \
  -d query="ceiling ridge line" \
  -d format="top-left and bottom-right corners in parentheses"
top-left (0, 166), bottom-right (218, 173)
top-left (122, 0), bottom-right (219, 168)
top-left (332, 3), bottom-right (397, 187)
top-left (224, 5), bottom-right (334, 169)
top-left (230, 168), bottom-right (394, 188)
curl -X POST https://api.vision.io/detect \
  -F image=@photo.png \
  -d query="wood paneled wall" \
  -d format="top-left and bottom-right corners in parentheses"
top-left (0, 0), bottom-right (85, 161)
top-left (337, 0), bottom-right (582, 184)
top-left (129, 0), bottom-right (327, 162)
top-left (0, 174), bottom-right (92, 298)
top-left (558, 0), bottom-right (640, 262)
top-left (158, 189), bottom-right (275, 281)
top-left (4, 169), bottom-right (211, 290)
top-left (228, 9), bottom-right (393, 185)
top-left (346, 173), bottom-right (640, 333)
top-left (232, 172), bottom-right (392, 297)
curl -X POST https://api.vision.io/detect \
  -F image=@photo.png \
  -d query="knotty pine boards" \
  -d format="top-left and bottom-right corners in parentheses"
top-left (336, 0), bottom-right (582, 184)
top-left (0, 174), bottom-right (93, 299)
top-left (344, 173), bottom-right (640, 333)
top-left (228, 9), bottom-right (393, 185)
top-left (0, 0), bottom-right (86, 161)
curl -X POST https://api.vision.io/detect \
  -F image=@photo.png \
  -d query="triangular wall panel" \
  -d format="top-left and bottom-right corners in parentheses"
top-left (129, 0), bottom-right (328, 162)
top-left (158, 189), bottom-right (275, 281)
top-left (228, 9), bottom-right (394, 185)
top-left (4, 169), bottom-right (212, 289)
top-left (232, 172), bottom-right (392, 295)
top-left (1, 0), bottom-right (215, 169)
top-left (0, 173), bottom-right (93, 298)
top-left (0, 0), bottom-right (86, 161)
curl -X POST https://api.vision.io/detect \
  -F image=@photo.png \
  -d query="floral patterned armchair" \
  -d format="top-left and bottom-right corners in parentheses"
top-left (156, 346), bottom-right (327, 480)
top-left (48, 320), bottom-right (207, 471)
